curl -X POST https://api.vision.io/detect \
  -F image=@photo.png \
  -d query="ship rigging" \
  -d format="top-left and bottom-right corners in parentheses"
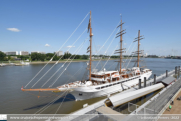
top-left (21, 11), bottom-right (152, 101)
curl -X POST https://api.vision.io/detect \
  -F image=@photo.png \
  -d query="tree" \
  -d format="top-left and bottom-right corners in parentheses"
top-left (39, 54), bottom-right (46, 61)
top-left (4, 57), bottom-right (8, 61)
top-left (8, 56), bottom-right (11, 60)
top-left (74, 55), bottom-right (81, 59)
top-left (53, 55), bottom-right (59, 61)
top-left (0, 52), bottom-right (6, 61)
top-left (82, 55), bottom-right (88, 59)
top-left (10, 57), bottom-right (15, 61)
top-left (63, 53), bottom-right (72, 59)
top-left (31, 53), bottom-right (38, 61)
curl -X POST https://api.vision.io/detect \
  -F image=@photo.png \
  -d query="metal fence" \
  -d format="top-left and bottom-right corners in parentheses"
top-left (125, 77), bottom-right (181, 121)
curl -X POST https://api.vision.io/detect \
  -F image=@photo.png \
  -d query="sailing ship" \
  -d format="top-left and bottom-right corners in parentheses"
top-left (21, 11), bottom-right (152, 100)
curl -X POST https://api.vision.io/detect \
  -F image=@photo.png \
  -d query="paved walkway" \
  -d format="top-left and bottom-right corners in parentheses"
top-left (163, 89), bottom-right (181, 114)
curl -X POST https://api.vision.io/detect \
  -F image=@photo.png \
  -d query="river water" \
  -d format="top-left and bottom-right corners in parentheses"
top-left (0, 58), bottom-right (180, 114)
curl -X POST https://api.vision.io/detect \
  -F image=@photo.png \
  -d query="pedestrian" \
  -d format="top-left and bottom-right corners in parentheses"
top-left (170, 99), bottom-right (174, 105)
top-left (169, 105), bottom-right (172, 111)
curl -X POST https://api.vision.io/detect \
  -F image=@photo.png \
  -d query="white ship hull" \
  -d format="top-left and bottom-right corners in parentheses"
top-left (69, 71), bottom-right (152, 100)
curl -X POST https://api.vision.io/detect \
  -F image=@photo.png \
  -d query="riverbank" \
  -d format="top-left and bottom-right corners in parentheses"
top-left (30, 58), bottom-right (122, 64)
top-left (1, 58), bottom-right (140, 65)
top-left (1, 59), bottom-right (120, 65)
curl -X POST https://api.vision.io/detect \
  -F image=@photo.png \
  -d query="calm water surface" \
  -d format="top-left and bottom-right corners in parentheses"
top-left (0, 58), bottom-right (180, 114)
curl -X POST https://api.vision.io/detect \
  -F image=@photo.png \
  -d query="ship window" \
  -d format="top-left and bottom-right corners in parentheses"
top-left (101, 86), bottom-right (106, 89)
top-left (113, 83), bottom-right (116, 85)
top-left (95, 87), bottom-right (100, 90)
top-left (109, 84), bottom-right (112, 86)
top-left (106, 85), bottom-right (109, 87)
top-left (79, 93), bottom-right (82, 96)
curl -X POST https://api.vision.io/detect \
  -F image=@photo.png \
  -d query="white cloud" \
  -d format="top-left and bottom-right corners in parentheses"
top-left (67, 45), bottom-right (75, 48)
top-left (45, 44), bottom-right (50, 47)
top-left (7, 28), bottom-right (21, 32)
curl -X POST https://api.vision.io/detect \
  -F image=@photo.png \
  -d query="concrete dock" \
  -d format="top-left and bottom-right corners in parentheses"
top-left (56, 68), bottom-right (181, 121)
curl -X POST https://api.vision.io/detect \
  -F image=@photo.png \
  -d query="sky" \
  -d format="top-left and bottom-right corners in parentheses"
top-left (0, 0), bottom-right (181, 56)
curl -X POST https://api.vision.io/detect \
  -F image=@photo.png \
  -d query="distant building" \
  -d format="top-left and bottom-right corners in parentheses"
top-left (31, 51), bottom-right (39, 54)
top-left (145, 53), bottom-right (148, 57)
top-left (56, 51), bottom-right (63, 56)
top-left (92, 57), bottom-right (102, 60)
top-left (39, 52), bottom-right (46, 54)
top-left (20, 51), bottom-right (29, 55)
top-left (6, 51), bottom-right (18, 55)
top-left (147, 55), bottom-right (158, 58)
top-left (31, 51), bottom-right (46, 54)
top-left (64, 51), bottom-right (70, 54)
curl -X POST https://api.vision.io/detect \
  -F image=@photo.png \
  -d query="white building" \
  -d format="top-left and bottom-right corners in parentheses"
top-left (6, 51), bottom-right (18, 55)
top-left (56, 51), bottom-right (63, 56)
top-left (20, 51), bottom-right (29, 55)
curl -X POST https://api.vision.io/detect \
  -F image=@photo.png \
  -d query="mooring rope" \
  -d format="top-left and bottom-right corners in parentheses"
top-left (26, 90), bottom-right (68, 121)
top-left (54, 91), bottom-right (69, 114)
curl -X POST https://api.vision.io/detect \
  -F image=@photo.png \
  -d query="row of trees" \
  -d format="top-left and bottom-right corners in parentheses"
top-left (0, 51), bottom-right (122, 61)
top-left (31, 53), bottom-right (89, 61)
top-left (0, 52), bottom-right (6, 61)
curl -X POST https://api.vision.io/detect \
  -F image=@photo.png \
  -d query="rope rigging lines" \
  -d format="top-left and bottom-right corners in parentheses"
top-left (101, 44), bottom-right (119, 71)
top-left (24, 12), bottom-right (90, 88)
top-left (26, 90), bottom-right (68, 121)
top-left (90, 21), bottom-right (120, 66)
top-left (93, 28), bottom-right (120, 70)
top-left (31, 28), bottom-right (87, 88)
top-left (41, 37), bottom-right (88, 88)
top-left (49, 38), bottom-right (88, 87)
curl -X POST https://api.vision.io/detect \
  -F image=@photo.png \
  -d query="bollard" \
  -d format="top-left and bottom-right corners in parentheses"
top-left (166, 70), bottom-right (168, 77)
top-left (179, 66), bottom-right (180, 78)
top-left (175, 66), bottom-right (177, 75)
top-left (178, 66), bottom-right (180, 73)
top-left (144, 77), bottom-right (146, 87)
top-left (154, 74), bottom-right (156, 84)
top-left (139, 79), bottom-right (141, 89)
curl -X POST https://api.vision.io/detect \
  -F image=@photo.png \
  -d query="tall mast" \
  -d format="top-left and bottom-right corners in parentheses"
top-left (115, 16), bottom-right (126, 74)
top-left (133, 30), bottom-right (144, 68)
top-left (137, 30), bottom-right (140, 67)
top-left (120, 19), bottom-right (123, 73)
top-left (89, 11), bottom-right (92, 81)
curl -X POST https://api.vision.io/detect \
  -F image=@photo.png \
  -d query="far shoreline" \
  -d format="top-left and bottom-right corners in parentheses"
top-left (30, 59), bottom-right (119, 64)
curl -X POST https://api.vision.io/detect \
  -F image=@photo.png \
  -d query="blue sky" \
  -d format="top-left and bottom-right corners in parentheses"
top-left (0, 0), bottom-right (181, 56)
